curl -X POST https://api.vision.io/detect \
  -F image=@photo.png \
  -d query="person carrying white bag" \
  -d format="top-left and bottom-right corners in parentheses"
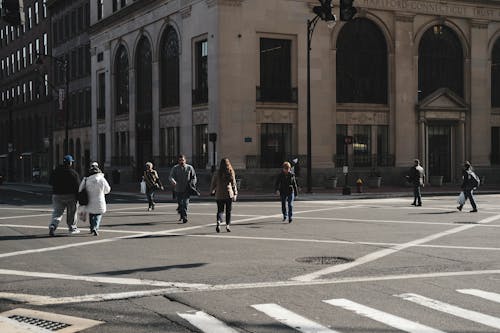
top-left (457, 161), bottom-right (479, 213)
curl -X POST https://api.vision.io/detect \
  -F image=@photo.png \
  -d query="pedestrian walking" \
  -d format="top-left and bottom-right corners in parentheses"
top-left (78, 163), bottom-right (111, 236)
top-left (275, 161), bottom-right (298, 223)
top-left (457, 161), bottom-right (479, 213)
top-left (48, 155), bottom-right (81, 236)
top-left (169, 155), bottom-right (197, 223)
top-left (210, 158), bottom-right (238, 233)
top-left (143, 162), bottom-right (164, 211)
top-left (407, 159), bottom-right (425, 207)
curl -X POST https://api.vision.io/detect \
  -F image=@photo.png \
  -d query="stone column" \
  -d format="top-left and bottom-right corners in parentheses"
top-left (104, 46), bottom-right (112, 168)
top-left (394, 14), bottom-right (417, 167)
top-left (469, 21), bottom-right (490, 166)
top-left (90, 49), bottom-right (98, 162)
top-left (152, 61), bottom-right (160, 158)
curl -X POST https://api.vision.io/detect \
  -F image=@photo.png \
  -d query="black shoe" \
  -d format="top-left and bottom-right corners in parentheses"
top-left (288, 218), bottom-right (292, 223)
top-left (411, 203), bottom-right (416, 206)
top-left (182, 218), bottom-right (188, 224)
top-left (470, 209), bottom-right (478, 213)
top-left (92, 230), bottom-right (99, 236)
top-left (49, 225), bottom-right (55, 237)
top-left (457, 205), bottom-right (463, 211)
top-left (416, 203), bottom-right (422, 207)
top-left (216, 221), bottom-right (220, 233)
top-left (151, 204), bottom-right (155, 210)
top-left (226, 225), bottom-right (231, 232)
top-left (282, 216), bottom-right (287, 222)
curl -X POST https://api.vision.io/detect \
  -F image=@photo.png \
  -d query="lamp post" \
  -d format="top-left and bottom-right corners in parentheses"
top-left (36, 54), bottom-right (70, 154)
top-left (306, 1), bottom-right (336, 193)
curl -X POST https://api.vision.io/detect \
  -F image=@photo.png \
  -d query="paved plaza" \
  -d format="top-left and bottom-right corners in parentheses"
top-left (1, 186), bottom-right (500, 332)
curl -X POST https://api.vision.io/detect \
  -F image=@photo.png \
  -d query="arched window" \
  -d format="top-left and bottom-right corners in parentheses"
top-left (337, 18), bottom-right (388, 104)
top-left (492, 38), bottom-right (500, 107)
top-left (115, 45), bottom-right (129, 115)
top-left (418, 25), bottom-right (463, 100)
top-left (136, 37), bottom-right (152, 113)
top-left (160, 26), bottom-right (180, 108)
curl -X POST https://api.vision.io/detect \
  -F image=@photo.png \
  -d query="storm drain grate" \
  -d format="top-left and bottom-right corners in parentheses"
top-left (8, 315), bottom-right (71, 331)
top-left (296, 256), bottom-right (354, 265)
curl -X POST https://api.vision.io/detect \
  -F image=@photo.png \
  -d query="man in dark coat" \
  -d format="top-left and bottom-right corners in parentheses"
top-left (408, 159), bottom-right (425, 206)
top-left (458, 161), bottom-right (479, 213)
top-left (48, 155), bottom-right (81, 236)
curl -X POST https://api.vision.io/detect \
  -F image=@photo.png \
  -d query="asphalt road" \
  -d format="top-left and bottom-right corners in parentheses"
top-left (0, 185), bottom-right (500, 332)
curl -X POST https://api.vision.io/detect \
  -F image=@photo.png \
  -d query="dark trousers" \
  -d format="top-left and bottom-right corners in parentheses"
top-left (216, 199), bottom-right (233, 225)
top-left (413, 185), bottom-right (422, 205)
top-left (281, 193), bottom-right (295, 219)
top-left (464, 188), bottom-right (477, 210)
top-left (146, 189), bottom-right (156, 207)
top-left (176, 191), bottom-right (189, 219)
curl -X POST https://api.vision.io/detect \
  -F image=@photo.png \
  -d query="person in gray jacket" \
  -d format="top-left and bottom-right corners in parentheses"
top-left (169, 155), bottom-right (197, 223)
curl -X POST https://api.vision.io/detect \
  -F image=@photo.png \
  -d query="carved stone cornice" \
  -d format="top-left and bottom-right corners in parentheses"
top-left (180, 5), bottom-right (192, 19)
top-left (471, 19), bottom-right (489, 29)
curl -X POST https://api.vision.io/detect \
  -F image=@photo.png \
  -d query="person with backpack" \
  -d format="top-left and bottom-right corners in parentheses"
top-left (457, 161), bottom-right (479, 213)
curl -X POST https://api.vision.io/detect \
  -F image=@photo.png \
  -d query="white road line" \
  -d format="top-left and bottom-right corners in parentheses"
top-left (457, 289), bottom-right (500, 304)
top-left (0, 224), bottom-right (141, 234)
top-left (251, 303), bottom-right (340, 333)
top-left (0, 269), bottom-right (209, 288)
top-left (0, 213), bottom-right (51, 220)
top-left (324, 298), bottom-right (446, 333)
top-left (177, 311), bottom-right (239, 333)
top-left (292, 214), bottom-right (500, 281)
top-left (397, 293), bottom-right (500, 330)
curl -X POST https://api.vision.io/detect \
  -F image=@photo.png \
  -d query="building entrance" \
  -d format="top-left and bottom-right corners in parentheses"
top-left (428, 125), bottom-right (452, 182)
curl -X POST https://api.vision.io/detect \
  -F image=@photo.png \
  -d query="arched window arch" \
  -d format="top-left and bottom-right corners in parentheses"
top-left (115, 45), bottom-right (129, 115)
top-left (136, 37), bottom-right (152, 113)
top-left (492, 37), bottom-right (500, 107)
top-left (160, 26), bottom-right (180, 108)
top-left (337, 18), bottom-right (388, 104)
top-left (418, 25), bottom-right (463, 100)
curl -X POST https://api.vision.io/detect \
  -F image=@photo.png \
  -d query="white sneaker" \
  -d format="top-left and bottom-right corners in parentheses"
top-left (69, 228), bottom-right (81, 234)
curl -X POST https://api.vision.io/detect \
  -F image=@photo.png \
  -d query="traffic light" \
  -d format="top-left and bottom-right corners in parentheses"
top-left (340, 0), bottom-right (357, 21)
top-left (313, 0), bottom-right (336, 22)
top-left (1, 0), bottom-right (24, 26)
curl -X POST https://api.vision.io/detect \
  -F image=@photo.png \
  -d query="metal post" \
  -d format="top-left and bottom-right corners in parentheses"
top-left (306, 16), bottom-right (319, 194)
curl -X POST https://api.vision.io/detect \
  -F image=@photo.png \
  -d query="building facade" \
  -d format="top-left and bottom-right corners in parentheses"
top-left (47, 0), bottom-right (91, 176)
top-left (88, 0), bottom-right (500, 186)
top-left (0, 0), bottom-right (52, 182)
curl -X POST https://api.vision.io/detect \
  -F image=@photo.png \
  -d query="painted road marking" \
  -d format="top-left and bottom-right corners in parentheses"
top-left (252, 303), bottom-right (340, 333)
top-left (457, 289), bottom-right (500, 304)
top-left (324, 298), bottom-right (445, 333)
top-left (397, 293), bottom-right (500, 330)
top-left (2, 269), bottom-right (500, 305)
top-left (292, 214), bottom-right (500, 281)
top-left (177, 311), bottom-right (239, 333)
top-left (0, 214), bottom-right (52, 220)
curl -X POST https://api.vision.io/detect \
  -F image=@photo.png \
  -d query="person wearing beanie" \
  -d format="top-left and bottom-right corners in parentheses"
top-left (78, 164), bottom-right (111, 236)
top-left (48, 155), bottom-right (81, 236)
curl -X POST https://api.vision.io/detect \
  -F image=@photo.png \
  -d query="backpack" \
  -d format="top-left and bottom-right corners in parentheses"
top-left (467, 170), bottom-right (480, 188)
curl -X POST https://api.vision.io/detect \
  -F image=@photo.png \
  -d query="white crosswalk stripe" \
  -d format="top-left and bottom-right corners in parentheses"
top-left (177, 311), bottom-right (239, 333)
top-left (457, 289), bottom-right (500, 304)
top-left (324, 298), bottom-right (446, 333)
top-left (397, 293), bottom-right (500, 330)
top-left (251, 303), bottom-right (341, 333)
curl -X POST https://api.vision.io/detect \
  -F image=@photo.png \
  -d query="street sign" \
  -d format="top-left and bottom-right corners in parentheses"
top-left (344, 136), bottom-right (353, 145)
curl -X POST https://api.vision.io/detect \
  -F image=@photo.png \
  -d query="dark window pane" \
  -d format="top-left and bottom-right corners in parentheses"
top-left (492, 39), bottom-right (500, 107)
top-left (160, 26), bottom-right (180, 107)
top-left (336, 124), bottom-right (347, 166)
top-left (115, 45), bottom-right (129, 115)
top-left (136, 37), bottom-right (152, 113)
top-left (260, 123), bottom-right (293, 168)
top-left (492, 127), bottom-right (500, 164)
top-left (337, 18), bottom-right (388, 104)
top-left (353, 125), bottom-right (371, 167)
top-left (259, 38), bottom-right (292, 102)
top-left (418, 25), bottom-right (463, 100)
top-left (193, 40), bottom-right (208, 104)
top-left (193, 124), bottom-right (208, 168)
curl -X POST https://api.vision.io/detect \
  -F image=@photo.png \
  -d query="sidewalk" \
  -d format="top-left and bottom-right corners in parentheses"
top-left (3, 181), bottom-right (500, 202)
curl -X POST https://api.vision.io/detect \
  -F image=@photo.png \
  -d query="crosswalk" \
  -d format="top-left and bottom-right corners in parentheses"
top-left (177, 288), bottom-right (500, 332)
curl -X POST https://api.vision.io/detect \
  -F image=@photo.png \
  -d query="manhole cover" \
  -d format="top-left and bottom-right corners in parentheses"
top-left (296, 256), bottom-right (354, 265)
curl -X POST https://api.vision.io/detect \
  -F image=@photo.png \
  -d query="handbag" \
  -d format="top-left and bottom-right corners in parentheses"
top-left (457, 191), bottom-right (466, 206)
top-left (77, 178), bottom-right (89, 205)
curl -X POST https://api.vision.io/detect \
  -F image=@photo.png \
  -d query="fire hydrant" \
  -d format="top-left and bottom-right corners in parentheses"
top-left (356, 178), bottom-right (363, 193)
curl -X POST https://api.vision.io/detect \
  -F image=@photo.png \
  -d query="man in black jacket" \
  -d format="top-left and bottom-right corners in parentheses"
top-left (48, 155), bottom-right (81, 236)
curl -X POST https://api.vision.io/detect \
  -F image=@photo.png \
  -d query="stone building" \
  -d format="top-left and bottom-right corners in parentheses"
top-left (0, 0), bottom-right (52, 182)
top-left (47, 0), bottom-right (91, 176)
top-left (88, 0), bottom-right (500, 186)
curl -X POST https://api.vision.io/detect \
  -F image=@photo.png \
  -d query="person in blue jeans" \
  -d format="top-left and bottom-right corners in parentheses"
top-left (275, 161), bottom-right (298, 223)
top-left (169, 155), bottom-right (197, 223)
top-left (78, 163), bottom-right (111, 236)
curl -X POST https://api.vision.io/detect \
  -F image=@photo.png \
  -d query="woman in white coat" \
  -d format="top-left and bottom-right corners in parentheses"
top-left (79, 163), bottom-right (111, 236)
